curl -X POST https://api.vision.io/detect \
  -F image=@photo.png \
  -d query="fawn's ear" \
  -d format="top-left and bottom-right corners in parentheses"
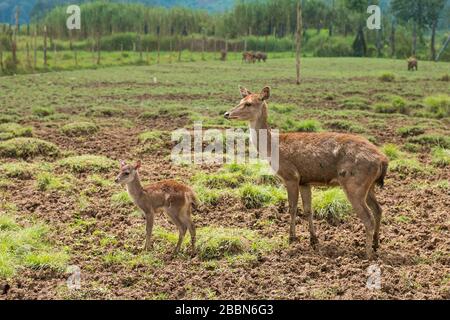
top-left (260, 86), bottom-right (271, 101)
top-left (135, 160), bottom-right (142, 170)
top-left (239, 86), bottom-right (252, 98)
top-left (120, 160), bottom-right (126, 168)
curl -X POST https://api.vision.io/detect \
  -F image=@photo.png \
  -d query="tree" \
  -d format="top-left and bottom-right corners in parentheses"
top-left (344, 0), bottom-right (369, 56)
top-left (423, 0), bottom-right (446, 60)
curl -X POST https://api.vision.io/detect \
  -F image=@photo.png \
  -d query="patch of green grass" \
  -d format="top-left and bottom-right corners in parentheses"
top-left (0, 115), bottom-right (18, 124)
top-left (312, 188), bottom-right (352, 224)
top-left (36, 172), bottom-right (76, 192)
top-left (193, 171), bottom-right (242, 189)
top-left (292, 119), bottom-right (322, 132)
top-left (0, 215), bottom-right (69, 278)
top-left (271, 104), bottom-right (295, 114)
top-left (111, 191), bottom-right (133, 207)
top-left (424, 95), bottom-right (450, 118)
top-left (402, 143), bottom-right (421, 153)
top-left (0, 138), bottom-right (60, 159)
top-left (0, 162), bottom-right (36, 179)
top-left (397, 126), bottom-right (426, 138)
top-left (379, 72), bottom-right (395, 82)
top-left (433, 180), bottom-right (449, 190)
top-left (86, 106), bottom-right (124, 117)
top-left (194, 186), bottom-right (224, 206)
top-left (431, 147), bottom-right (450, 168)
top-left (88, 174), bottom-right (113, 188)
top-left (390, 158), bottom-right (430, 175)
top-left (395, 215), bottom-right (412, 224)
top-left (341, 96), bottom-right (371, 110)
top-left (0, 123), bottom-right (33, 140)
top-left (408, 134), bottom-right (450, 149)
top-left (61, 122), bottom-right (98, 137)
top-left (58, 155), bottom-right (116, 173)
top-left (239, 183), bottom-right (285, 209)
top-left (325, 120), bottom-right (366, 133)
top-left (373, 96), bottom-right (409, 115)
top-left (382, 144), bottom-right (402, 161)
top-left (138, 130), bottom-right (168, 144)
top-left (32, 106), bottom-right (55, 117)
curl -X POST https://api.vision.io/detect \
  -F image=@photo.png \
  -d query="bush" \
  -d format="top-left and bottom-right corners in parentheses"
top-left (313, 188), bottom-right (352, 225)
top-left (431, 148), bottom-right (450, 168)
top-left (0, 123), bottom-right (33, 140)
top-left (424, 95), bottom-right (450, 118)
top-left (61, 122), bottom-right (98, 137)
top-left (32, 106), bottom-right (55, 117)
top-left (397, 126), bottom-right (425, 138)
top-left (58, 155), bottom-right (116, 173)
top-left (325, 120), bottom-right (366, 133)
top-left (379, 72), bottom-right (395, 82)
top-left (408, 134), bottom-right (450, 149)
top-left (0, 138), bottom-right (60, 159)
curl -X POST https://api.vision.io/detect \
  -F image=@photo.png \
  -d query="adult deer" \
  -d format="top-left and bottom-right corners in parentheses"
top-left (115, 160), bottom-right (197, 255)
top-left (224, 86), bottom-right (388, 259)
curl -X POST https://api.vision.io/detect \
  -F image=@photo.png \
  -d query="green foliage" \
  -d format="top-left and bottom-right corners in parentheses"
top-left (408, 134), bottom-right (450, 149)
top-left (111, 191), bottom-right (133, 208)
top-left (0, 138), bottom-right (60, 159)
top-left (86, 106), bottom-right (124, 117)
top-left (382, 144), bottom-right (402, 160)
top-left (61, 122), bottom-right (98, 137)
top-left (32, 106), bottom-right (55, 117)
top-left (397, 125), bottom-right (426, 137)
top-left (0, 123), bottom-right (33, 140)
top-left (374, 96), bottom-right (409, 115)
top-left (390, 158), bottom-right (429, 175)
top-left (36, 172), bottom-right (75, 192)
top-left (0, 162), bottom-right (36, 179)
top-left (312, 188), bottom-right (352, 224)
top-left (325, 120), bottom-right (366, 133)
top-left (0, 215), bottom-right (69, 278)
top-left (379, 72), bottom-right (395, 82)
top-left (424, 95), bottom-right (450, 118)
top-left (58, 155), bottom-right (116, 173)
top-left (239, 183), bottom-right (285, 209)
top-left (431, 147), bottom-right (450, 168)
top-left (341, 96), bottom-right (371, 110)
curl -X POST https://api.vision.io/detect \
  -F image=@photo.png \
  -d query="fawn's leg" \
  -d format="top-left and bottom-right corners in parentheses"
top-left (144, 210), bottom-right (155, 251)
top-left (166, 206), bottom-right (186, 255)
top-left (366, 186), bottom-right (383, 252)
top-left (300, 185), bottom-right (318, 249)
top-left (179, 205), bottom-right (196, 253)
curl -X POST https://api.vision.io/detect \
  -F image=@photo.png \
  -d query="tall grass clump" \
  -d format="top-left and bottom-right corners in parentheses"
top-left (423, 95), bottom-right (450, 119)
top-left (312, 188), bottom-right (352, 225)
top-left (0, 138), bottom-right (60, 159)
top-left (0, 123), bottom-right (33, 140)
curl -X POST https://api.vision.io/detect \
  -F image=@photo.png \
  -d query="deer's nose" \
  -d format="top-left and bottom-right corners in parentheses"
top-left (224, 112), bottom-right (230, 119)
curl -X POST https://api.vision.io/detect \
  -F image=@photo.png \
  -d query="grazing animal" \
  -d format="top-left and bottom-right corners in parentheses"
top-left (242, 51), bottom-right (256, 63)
top-left (255, 52), bottom-right (267, 62)
top-left (224, 86), bottom-right (389, 259)
top-left (115, 160), bottom-right (197, 255)
top-left (408, 57), bottom-right (418, 71)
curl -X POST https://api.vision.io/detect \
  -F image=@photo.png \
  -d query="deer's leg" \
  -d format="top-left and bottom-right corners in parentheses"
top-left (341, 179), bottom-right (375, 260)
top-left (166, 207), bottom-right (186, 255)
top-left (285, 179), bottom-right (300, 244)
top-left (366, 187), bottom-right (383, 252)
top-left (180, 205), bottom-right (196, 254)
top-left (144, 210), bottom-right (155, 251)
top-left (300, 185), bottom-right (318, 249)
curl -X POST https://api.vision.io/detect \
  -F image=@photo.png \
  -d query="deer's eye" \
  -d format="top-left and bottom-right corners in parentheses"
top-left (245, 103), bottom-right (252, 107)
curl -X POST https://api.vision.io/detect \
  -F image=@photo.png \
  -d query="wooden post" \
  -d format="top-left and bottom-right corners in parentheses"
top-left (43, 25), bottom-right (48, 66)
top-left (295, 1), bottom-right (302, 85)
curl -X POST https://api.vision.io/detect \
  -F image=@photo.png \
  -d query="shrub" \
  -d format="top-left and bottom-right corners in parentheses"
top-left (58, 155), bottom-right (116, 173)
top-left (325, 120), bottom-right (366, 133)
top-left (86, 106), bottom-right (124, 117)
top-left (0, 138), bottom-right (60, 159)
top-left (408, 134), bottom-right (450, 149)
top-left (61, 122), bottom-right (98, 137)
top-left (424, 95), bottom-right (450, 118)
top-left (0, 162), bottom-right (35, 179)
top-left (431, 148), bottom-right (450, 168)
top-left (313, 188), bottom-right (352, 225)
top-left (0, 123), bottom-right (33, 140)
top-left (397, 126), bottom-right (425, 138)
top-left (379, 72), bottom-right (395, 82)
top-left (32, 106), bottom-right (55, 117)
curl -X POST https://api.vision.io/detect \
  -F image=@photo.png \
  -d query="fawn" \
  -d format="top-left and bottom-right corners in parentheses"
top-left (224, 86), bottom-right (389, 260)
top-left (115, 160), bottom-right (197, 255)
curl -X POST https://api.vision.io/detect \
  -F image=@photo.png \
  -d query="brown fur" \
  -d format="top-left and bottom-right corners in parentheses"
top-left (408, 57), bottom-right (418, 71)
top-left (225, 86), bottom-right (389, 259)
top-left (115, 162), bottom-right (197, 255)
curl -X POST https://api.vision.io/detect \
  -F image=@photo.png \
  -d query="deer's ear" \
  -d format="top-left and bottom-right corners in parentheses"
top-left (239, 86), bottom-right (251, 98)
top-left (120, 160), bottom-right (126, 168)
top-left (135, 160), bottom-right (142, 170)
top-left (260, 86), bottom-right (271, 101)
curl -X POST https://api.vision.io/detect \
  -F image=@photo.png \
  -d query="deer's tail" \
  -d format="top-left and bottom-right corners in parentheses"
top-left (376, 159), bottom-right (389, 188)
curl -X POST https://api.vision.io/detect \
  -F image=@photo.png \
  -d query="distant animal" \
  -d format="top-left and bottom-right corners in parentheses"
top-left (224, 86), bottom-right (389, 260)
top-left (115, 160), bottom-right (197, 255)
top-left (255, 52), bottom-right (267, 62)
top-left (242, 51), bottom-right (256, 63)
top-left (220, 50), bottom-right (228, 61)
top-left (408, 57), bottom-right (418, 71)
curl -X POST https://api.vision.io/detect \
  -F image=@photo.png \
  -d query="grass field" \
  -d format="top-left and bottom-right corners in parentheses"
top-left (0, 57), bottom-right (449, 299)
